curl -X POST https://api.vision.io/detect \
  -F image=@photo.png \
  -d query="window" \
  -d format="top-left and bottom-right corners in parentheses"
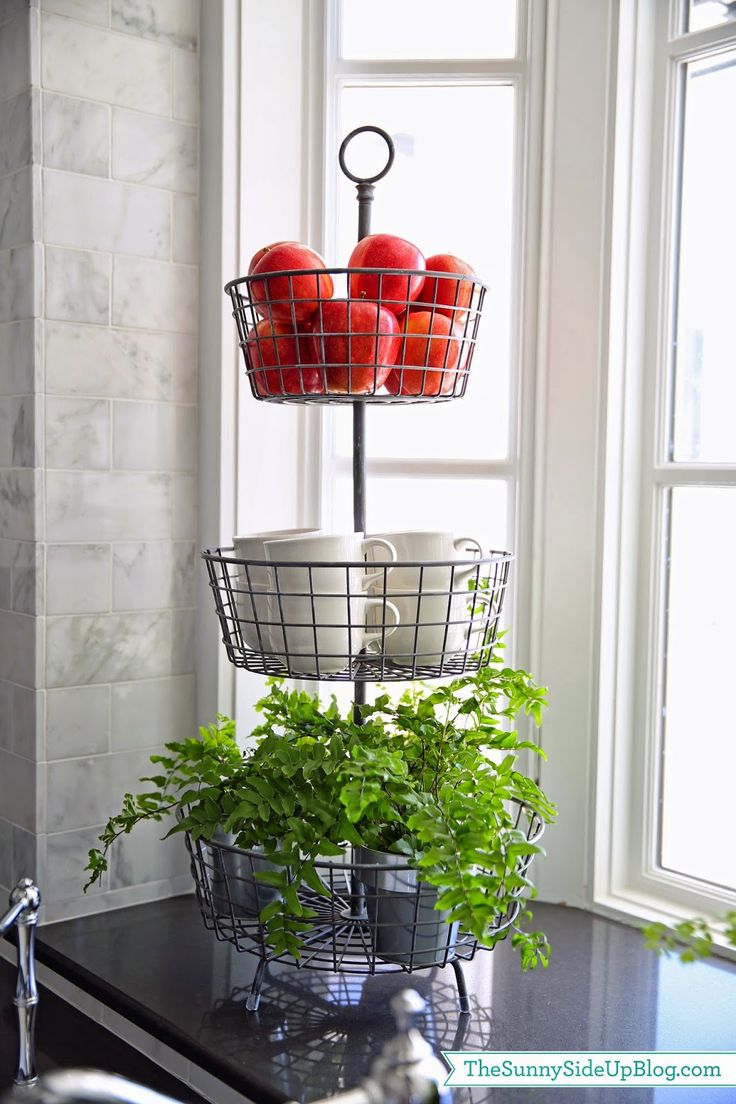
top-left (319, 0), bottom-right (542, 647)
top-left (597, 0), bottom-right (736, 927)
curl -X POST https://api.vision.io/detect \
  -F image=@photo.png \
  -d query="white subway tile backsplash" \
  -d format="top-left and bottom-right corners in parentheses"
top-left (0, 9), bottom-right (31, 102)
top-left (0, 91), bottom-right (33, 177)
top-left (0, 538), bottom-right (43, 616)
top-left (47, 684), bottom-right (110, 759)
top-left (43, 93), bottom-right (110, 178)
top-left (0, 818), bottom-right (10, 888)
top-left (45, 748), bottom-right (154, 831)
top-left (42, 14), bottom-right (171, 115)
top-left (113, 401), bottom-right (196, 472)
top-left (45, 323), bottom-right (197, 403)
top-left (1, 0), bottom-right (201, 912)
top-left (0, 682), bottom-right (11, 750)
top-left (0, 169), bottom-right (35, 252)
top-left (0, 469), bottom-right (38, 541)
top-left (112, 110), bottom-right (197, 194)
top-left (46, 472), bottom-right (172, 541)
top-left (108, 812), bottom-right (189, 889)
top-left (112, 256), bottom-right (197, 333)
top-left (12, 823), bottom-right (38, 883)
top-left (0, 320), bottom-right (41, 397)
top-left (45, 246), bottom-right (110, 325)
top-left (0, 396), bottom-right (35, 467)
top-left (45, 825), bottom-right (107, 902)
top-left (46, 610), bottom-right (172, 688)
top-left (172, 194), bottom-right (198, 265)
top-left (12, 684), bottom-right (43, 761)
top-left (0, 751), bottom-right (37, 832)
top-left (170, 607), bottom-right (194, 675)
top-left (13, 543), bottom-right (43, 617)
top-left (171, 473), bottom-right (196, 540)
top-left (0, 245), bottom-right (41, 323)
top-left (46, 396), bottom-right (110, 470)
top-left (43, 171), bottom-right (170, 261)
top-left (112, 541), bottom-right (195, 610)
top-left (46, 543), bottom-right (110, 614)
top-left (0, 610), bottom-right (39, 689)
top-left (110, 674), bottom-right (195, 749)
top-left (172, 46), bottom-right (198, 123)
top-left (42, 0), bottom-right (110, 27)
top-left (111, 0), bottom-right (198, 50)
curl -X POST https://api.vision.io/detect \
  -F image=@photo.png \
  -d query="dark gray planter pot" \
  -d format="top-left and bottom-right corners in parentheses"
top-left (208, 831), bottom-right (281, 919)
top-left (354, 845), bottom-right (460, 967)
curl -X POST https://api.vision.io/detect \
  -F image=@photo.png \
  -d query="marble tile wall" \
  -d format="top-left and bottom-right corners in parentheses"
top-left (0, 0), bottom-right (199, 919)
top-left (0, 0), bottom-right (44, 900)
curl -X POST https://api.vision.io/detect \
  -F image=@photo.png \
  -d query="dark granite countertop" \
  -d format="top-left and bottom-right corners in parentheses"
top-left (31, 895), bottom-right (736, 1104)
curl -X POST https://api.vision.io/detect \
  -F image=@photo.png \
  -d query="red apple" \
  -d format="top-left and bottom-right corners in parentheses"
top-left (251, 243), bottom-right (334, 323)
top-left (415, 253), bottom-right (476, 322)
top-left (247, 240), bottom-right (294, 276)
top-left (347, 234), bottom-right (425, 315)
top-left (387, 311), bottom-right (463, 396)
top-left (246, 319), bottom-right (324, 396)
top-left (309, 299), bottom-right (400, 394)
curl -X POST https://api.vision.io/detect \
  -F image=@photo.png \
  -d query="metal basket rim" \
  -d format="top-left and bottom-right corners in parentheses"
top-left (189, 805), bottom-right (545, 870)
top-left (202, 547), bottom-right (514, 569)
top-left (224, 266), bottom-right (488, 295)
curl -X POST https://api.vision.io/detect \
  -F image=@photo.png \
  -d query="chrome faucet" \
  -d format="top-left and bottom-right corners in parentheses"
top-left (1, 877), bottom-right (41, 1086)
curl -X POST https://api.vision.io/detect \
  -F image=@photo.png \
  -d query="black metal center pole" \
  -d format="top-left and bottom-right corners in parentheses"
top-left (352, 180), bottom-right (374, 719)
top-left (338, 127), bottom-right (394, 923)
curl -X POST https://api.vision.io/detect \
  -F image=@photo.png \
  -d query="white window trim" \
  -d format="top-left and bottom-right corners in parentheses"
top-left (594, 0), bottom-right (736, 948)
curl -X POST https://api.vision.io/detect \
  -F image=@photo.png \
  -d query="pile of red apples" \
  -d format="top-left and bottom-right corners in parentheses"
top-left (244, 234), bottom-right (477, 398)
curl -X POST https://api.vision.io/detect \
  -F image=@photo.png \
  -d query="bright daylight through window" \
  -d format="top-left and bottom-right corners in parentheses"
top-left (324, 0), bottom-right (526, 577)
top-left (657, 39), bottom-right (736, 895)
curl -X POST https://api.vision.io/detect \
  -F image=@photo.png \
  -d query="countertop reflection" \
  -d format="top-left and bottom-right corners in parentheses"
top-left (33, 896), bottom-right (736, 1104)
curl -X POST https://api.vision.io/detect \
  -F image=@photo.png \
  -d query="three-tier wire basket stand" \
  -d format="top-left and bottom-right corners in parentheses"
top-left (191, 126), bottom-right (544, 1014)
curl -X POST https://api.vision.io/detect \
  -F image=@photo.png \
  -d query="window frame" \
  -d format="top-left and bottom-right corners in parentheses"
top-left (594, 0), bottom-right (736, 938)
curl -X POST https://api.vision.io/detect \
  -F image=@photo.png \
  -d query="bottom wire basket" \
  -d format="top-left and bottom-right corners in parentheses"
top-left (184, 801), bottom-right (544, 1012)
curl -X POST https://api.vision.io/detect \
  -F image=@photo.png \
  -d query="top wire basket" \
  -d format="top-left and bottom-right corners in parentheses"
top-left (225, 266), bottom-right (487, 404)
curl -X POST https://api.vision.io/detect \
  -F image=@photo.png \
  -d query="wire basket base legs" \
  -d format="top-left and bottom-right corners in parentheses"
top-left (239, 954), bottom-right (472, 1017)
top-left (451, 959), bottom-right (471, 1016)
top-left (246, 958), bottom-right (270, 1012)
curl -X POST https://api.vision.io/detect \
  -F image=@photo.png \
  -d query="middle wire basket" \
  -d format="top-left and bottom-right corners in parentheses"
top-left (203, 548), bottom-right (512, 682)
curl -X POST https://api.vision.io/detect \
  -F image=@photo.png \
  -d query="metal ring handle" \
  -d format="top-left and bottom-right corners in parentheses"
top-left (338, 125), bottom-right (395, 185)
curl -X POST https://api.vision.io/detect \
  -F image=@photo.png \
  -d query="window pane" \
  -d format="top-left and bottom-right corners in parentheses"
top-left (329, 475), bottom-right (509, 548)
top-left (672, 51), bottom-right (736, 462)
top-left (659, 487), bottom-right (736, 891)
top-left (336, 83), bottom-right (515, 460)
top-left (687, 1), bottom-right (736, 33)
top-left (340, 0), bottom-right (517, 60)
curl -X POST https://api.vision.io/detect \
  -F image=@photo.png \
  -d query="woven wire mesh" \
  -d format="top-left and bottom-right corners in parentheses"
top-left (225, 267), bottom-right (486, 403)
top-left (203, 547), bottom-right (512, 682)
top-left (184, 801), bottom-right (543, 977)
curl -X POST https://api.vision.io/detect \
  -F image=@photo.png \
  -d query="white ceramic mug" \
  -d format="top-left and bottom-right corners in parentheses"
top-left (263, 532), bottom-right (401, 673)
top-left (232, 528), bottom-right (322, 650)
top-left (365, 530), bottom-right (484, 591)
top-left (380, 587), bottom-right (495, 667)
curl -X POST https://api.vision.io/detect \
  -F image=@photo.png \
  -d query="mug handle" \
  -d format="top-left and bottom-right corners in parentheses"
top-left (363, 597), bottom-right (401, 641)
top-left (360, 537), bottom-right (397, 589)
top-left (453, 535), bottom-right (483, 557)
